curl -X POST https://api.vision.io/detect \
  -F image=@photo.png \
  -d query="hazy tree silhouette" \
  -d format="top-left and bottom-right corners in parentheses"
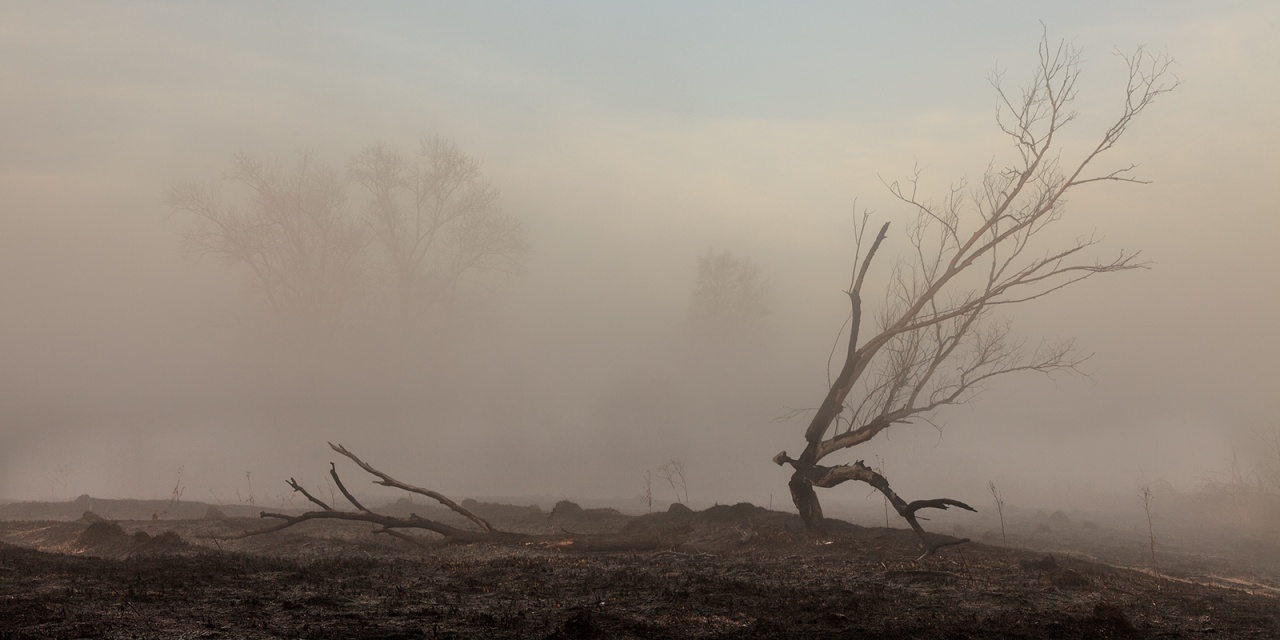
top-left (773, 34), bottom-right (1177, 556)
top-left (168, 152), bottom-right (367, 339)
top-left (349, 138), bottom-right (528, 347)
top-left (169, 138), bottom-right (527, 351)
top-left (689, 249), bottom-right (771, 335)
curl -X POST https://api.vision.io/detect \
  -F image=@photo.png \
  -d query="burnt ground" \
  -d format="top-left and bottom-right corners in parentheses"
top-left (1, 499), bottom-right (1278, 639)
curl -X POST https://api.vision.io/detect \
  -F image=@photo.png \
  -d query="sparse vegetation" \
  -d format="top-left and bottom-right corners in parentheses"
top-left (640, 470), bottom-right (654, 513)
top-left (45, 464), bottom-right (71, 503)
top-left (153, 467), bottom-right (186, 521)
top-left (988, 480), bottom-right (1007, 544)
top-left (1140, 485), bottom-right (1160, 583)
top-left (235, 471), bottom-right (255, 507)
top-left (656, 459), bottom-right (689, 505)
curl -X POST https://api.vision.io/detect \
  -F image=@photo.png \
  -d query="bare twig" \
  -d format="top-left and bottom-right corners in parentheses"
top-left (287, 478), bottom-right (333, 511)
top-left (1140, 485), bottom-right (1160, 585)
top-left (988, 481), bottom-right (1007, 544)
top-left (657, 460), bottom-right (689, 505)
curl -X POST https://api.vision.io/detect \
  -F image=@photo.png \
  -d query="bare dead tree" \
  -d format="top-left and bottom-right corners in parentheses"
top-left (168, 152), bottom-right (368, 338)
top-left (774, 34), bottom-right (1176, 557)
top-left (348, 137), bottom-right (528, 346)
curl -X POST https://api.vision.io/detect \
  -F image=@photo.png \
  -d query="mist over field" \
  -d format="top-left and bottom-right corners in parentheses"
top-left (2, 1), bottom-right (1278, 520)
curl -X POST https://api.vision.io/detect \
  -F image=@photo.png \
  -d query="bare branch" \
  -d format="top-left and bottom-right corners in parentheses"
top-left (226, 508), bottom-right (487, 542)
top-left (328, 442), bottom-right (494, 532)
top-left (801, 460), bottom-right (974, 556)
top-left (852, 223), bottom-right (891, 295)
top-left (329, 463), bottom-right (368, 513)
top-left (286, 478), bottom-right (332, 512)
top-left (228, 446), bottom-right (687, 552)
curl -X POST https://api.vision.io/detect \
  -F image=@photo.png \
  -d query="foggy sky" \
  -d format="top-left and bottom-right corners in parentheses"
top-left (2, 2), bottom-right (1278, 514)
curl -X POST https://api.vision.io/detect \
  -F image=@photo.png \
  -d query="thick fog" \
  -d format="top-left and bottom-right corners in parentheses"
top-left (2, 2), bottom-right (1278, 516)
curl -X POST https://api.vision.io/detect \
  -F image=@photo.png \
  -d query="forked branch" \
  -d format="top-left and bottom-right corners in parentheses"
top-left (804, 460), bottom-right (975, 559)
top-left (227, 443), bottom-right (500, 543)
top-left (328, 442), bottom-right (494, 532)
top-left (225, 445), bottom-right (693, 552)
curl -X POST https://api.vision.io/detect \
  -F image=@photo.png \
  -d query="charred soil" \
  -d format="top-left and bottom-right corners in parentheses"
top-left (1, 501), bottom-right (1277, 639)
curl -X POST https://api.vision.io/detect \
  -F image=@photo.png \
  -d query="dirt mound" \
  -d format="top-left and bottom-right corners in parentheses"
top-left (462, 499), bottom-right (543, 518)
top-left (131, 529), bottom-right (188, 550)
top-left (549, 501), bottom-right (631, 536)
top-left (0, 498), bottom-right (262, 521)
top-left (76, 520), bottom-right (127, 546)
top-left (700, 502), bottom-right (774, 522)
top-left (551, 499), bottom-right (582, 514)
top-left (1046, 510), bottom-right (1072, 529)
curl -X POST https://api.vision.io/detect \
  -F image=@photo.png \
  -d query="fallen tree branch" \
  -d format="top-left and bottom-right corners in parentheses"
top-left (227, 444), bottom-right (684, 551)
top-left (799, 460), bottom-right (974, 558)
top-left (328, 442), bottom-right (494, 532)
top-left (374, 527), bottom-right (432, 548)
top-left (228, 507), bottom-right (512, 543)
top-left (224, 444), bottom-right (506, 543)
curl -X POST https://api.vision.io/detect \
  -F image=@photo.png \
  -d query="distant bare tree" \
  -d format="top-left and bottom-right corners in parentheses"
top-left (170, 138), bottom-right (527, 352)
top-left (774, 34), bottom-right (1176, 556)
top-left (689, 249), bottom-right (771, 334)
top-left (168, 152), bottom-right (368, 338)
top-left (657, 459), bottom-right (689, 505)
top-left (348, 137), bottom-right (528, 345)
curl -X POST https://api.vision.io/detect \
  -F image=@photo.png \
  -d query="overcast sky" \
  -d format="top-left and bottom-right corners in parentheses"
top-left (2, 2), bottom-right (1277, 514)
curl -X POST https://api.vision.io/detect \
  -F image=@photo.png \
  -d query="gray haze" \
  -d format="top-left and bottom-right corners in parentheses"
top-left (2, 2), bottom-right (1278, 515)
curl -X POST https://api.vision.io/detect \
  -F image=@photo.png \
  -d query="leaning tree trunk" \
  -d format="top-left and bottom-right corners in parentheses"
top-left (780, 225), bottom-right (883, 534)
top-left (774, 223), bottom-right (975, 557)
top-left (788, 473), bottom-right (826, 532)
